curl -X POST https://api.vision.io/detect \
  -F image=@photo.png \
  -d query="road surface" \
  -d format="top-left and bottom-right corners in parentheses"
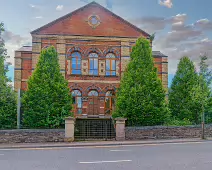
top-left (0, 141), bottom-right (212, 170)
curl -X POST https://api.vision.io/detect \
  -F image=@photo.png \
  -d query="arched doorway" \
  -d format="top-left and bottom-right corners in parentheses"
top-left (71, 90), bottom-right (82, 115)
top-left (105, 91), bottom-right (115, 115)
top-left (88, 90), bottom-right (99, 115)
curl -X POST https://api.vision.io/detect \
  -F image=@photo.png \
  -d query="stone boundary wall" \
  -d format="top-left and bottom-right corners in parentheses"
top-left (126, 124), bottom-right (212, 140)
top-left (0, 129), bottom-right (65, 144)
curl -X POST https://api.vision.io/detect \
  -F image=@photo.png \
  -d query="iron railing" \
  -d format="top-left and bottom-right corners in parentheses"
top-left (74, 118), bottom-right (116, 140)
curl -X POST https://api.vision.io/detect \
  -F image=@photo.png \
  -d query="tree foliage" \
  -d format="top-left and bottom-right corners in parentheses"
top-left (113, 37), bottom-right (169, 126)
top-left (199, 54), bottom-right (212, 87)
top-left (22, 46), bottom-right (73, 128)
top-left (0, 22), bottom-right (17, 129)
top-left (199, 54), bottom-right (212, 123)
top-left (169, 56), bottom-right (203, 124)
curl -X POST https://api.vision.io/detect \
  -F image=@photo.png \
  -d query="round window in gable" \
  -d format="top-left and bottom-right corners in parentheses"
top-left (88, 15), bottom-right (101, 28)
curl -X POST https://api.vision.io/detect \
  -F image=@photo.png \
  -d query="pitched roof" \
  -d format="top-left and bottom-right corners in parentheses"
top-left (31, 1), bottom-right (150, 37)
top-left (152, 51), bottom-right (168, 57)
top-left (16, 46), bottom-right (32, 52)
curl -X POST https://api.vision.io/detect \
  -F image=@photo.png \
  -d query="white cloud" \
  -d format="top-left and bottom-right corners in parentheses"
top-left (159, 0), bottom-right (173, 8)
top-left (29, 4), bottom-right (41, 10)
top-left (194, 18), bottom-right (212, 31)
top-left (2, 31), bottom-right (31, 65)
top-left (29, 4), bottom-right (35, 8)
top-left (56, 5), bottom-right (64, 11)
top-left (34, 16), bottom-right (43, 19)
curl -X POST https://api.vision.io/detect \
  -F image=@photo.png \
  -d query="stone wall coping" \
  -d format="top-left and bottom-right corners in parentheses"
top-left (115, 118), bottom-right (127, 121)
top-left (0, 129), bottom-right (64, 133)
top-left (65, 117), bottom-right (75, 121)
top-left (126, 124), bottom-right (212, 130)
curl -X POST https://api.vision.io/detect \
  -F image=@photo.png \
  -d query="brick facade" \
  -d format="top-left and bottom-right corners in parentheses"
top-left (14, 2), bottom-right (168, 117)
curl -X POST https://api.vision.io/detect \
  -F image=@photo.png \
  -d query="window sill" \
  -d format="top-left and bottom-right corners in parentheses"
top-left (69, 74), bottom-right (119, 78)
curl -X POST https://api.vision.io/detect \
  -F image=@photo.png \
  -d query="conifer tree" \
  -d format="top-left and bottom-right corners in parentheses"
top-left (22, 46), bottom-right (72, 128)
top-left (0, 22), bottom-right (17, 129)
top-left (113, 37), bottom-right (169, 126)
top-left (169, 56), bottom-right (202, 124)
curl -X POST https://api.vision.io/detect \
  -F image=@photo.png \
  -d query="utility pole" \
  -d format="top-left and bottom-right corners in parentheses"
top-left (17, 88), bottom-right (21, 129)
top-left (201, 104), bottom-right (205, 139)
top-left (201, 75), bottom-right (205, 140)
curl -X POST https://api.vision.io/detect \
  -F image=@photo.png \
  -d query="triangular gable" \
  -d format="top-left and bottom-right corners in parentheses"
top-left (31, 1), bottom-right (150, 38)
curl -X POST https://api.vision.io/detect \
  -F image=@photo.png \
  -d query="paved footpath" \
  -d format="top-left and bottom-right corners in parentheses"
top-left (1, 139), bottom-right (212, 170)
top-left (0, 138), bottom-right (211, 149)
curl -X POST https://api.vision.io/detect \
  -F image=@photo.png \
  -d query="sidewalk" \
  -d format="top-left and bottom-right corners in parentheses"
top-left (0, 138), bottom-right (211, 149)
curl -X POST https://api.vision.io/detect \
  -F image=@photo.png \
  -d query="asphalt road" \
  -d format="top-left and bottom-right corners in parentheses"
top-left (1, 141), bottom-right (212, 170)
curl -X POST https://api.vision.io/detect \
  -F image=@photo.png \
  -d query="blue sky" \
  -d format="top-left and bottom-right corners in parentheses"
top-left (1, 0), bottom-right (212, 87)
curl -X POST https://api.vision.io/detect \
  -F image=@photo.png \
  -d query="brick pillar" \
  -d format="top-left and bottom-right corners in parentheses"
top-left (162, 56), bottom-right (168, 96)
top-left (57, 37), bottom-right (66, 78)
top-left (32, 36), bottom-right (41, 70)
top-left (120, 41), bottom-right (130, 78)
top-left (14, 51), bottom-right (22, 92)
top-left (115, 118), bottom-right (127, 141)
top-left (64, 117), bottom-right (75, 142)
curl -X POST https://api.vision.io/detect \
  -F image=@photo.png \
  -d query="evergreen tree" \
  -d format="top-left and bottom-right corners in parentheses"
top-left (22, 46), bottom-right (73, 128)
top-left (113, 37), bottom-right (169, 126)
top-left (199, 54), bottom-right (212, 87)
top-left (169, 56), bottom-right (201, 124)
top-left (199, 54), bottom-right (212, 123)
top-left (0, 22), bottom-right (17, 129)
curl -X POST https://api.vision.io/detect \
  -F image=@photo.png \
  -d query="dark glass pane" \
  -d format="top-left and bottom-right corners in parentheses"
top-left (72, 97), bottom-right (76, 104)
top-left (106, 60), bottom-right (110, 70)
top-left (75, 70), bottom-right (81, 74)
top-left (91, 16), bottom-right (98, 25)
top-left (112, 60), bottom-right (116, 70)
top-left (72, 69), bottom-right (81, 74)
top-left (72, 58), bottom-right (76, 69)
top-left (72, 52), bottom-right (81, 58)
top-left (88, 90), bottom-right (98, 96)
top-left (93, 69), bottom-right (98, 75)
top-left (77, 97), bottom-right (82, 108)
top-left (94, 59), bottom-right (98, 69)
top-left (78, 109), bottom-right (82, 114)
top-left (112, 71), bottom-right (116, 76)
top-left (106, 71), bottom-right (110, 76)
top-left (89, 70), bottom-right (93, 75)
top-left (72, 90), bottom-right (82, 97)
top-left (90, 59), bottom-right (94, 69)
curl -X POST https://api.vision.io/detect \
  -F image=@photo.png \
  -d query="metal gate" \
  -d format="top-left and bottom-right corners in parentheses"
top-left (74, 118), bottom-right (116, 140)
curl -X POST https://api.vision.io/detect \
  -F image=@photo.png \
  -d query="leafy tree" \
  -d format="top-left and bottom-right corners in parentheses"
top-left (199, 54), bottom-right (212, 87)
top-left (0, 22), bottom-right (17, 129)
top-left (113, 37), bottom-right (169, 126)
top-left (199, 54), bottom-right (212, 123)
top-left (22, 46), bottom-right (73, 128)
top-left (169, 56), bottom-right (202, 124)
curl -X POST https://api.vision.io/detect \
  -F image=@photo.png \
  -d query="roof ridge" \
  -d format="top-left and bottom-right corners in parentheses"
top-left (31, 1), bottom-right (150, 37)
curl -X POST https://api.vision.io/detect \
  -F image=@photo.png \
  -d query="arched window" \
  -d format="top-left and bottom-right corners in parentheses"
top-left (106, 53), bottom-right (116, 76)
top-left (88, 53), bottom-right (98, 75)
top-left (71, 90), bottom-right (82, 114)
top-left (71, 52), bottom-right (81, 75)
top-left (105, 91), bottom-right (115, 115)
top-left (88, 90), bottom-right (99, 96)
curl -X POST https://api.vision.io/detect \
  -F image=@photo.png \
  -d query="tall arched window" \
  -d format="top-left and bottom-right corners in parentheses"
top-left (71, 90), bottom-right (82, 114)
top-left (71, 52), bottom-right (81, 75)
top-left (88, 53), bottom-right (98, 75)
top-left (106, 53), bottom-right (116, 76)
top-left (105, 91), bottom-right (115, 115)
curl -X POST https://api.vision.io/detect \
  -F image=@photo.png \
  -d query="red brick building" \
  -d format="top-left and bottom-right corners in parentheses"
top-left (14, 2), bottom-right (168, 117)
